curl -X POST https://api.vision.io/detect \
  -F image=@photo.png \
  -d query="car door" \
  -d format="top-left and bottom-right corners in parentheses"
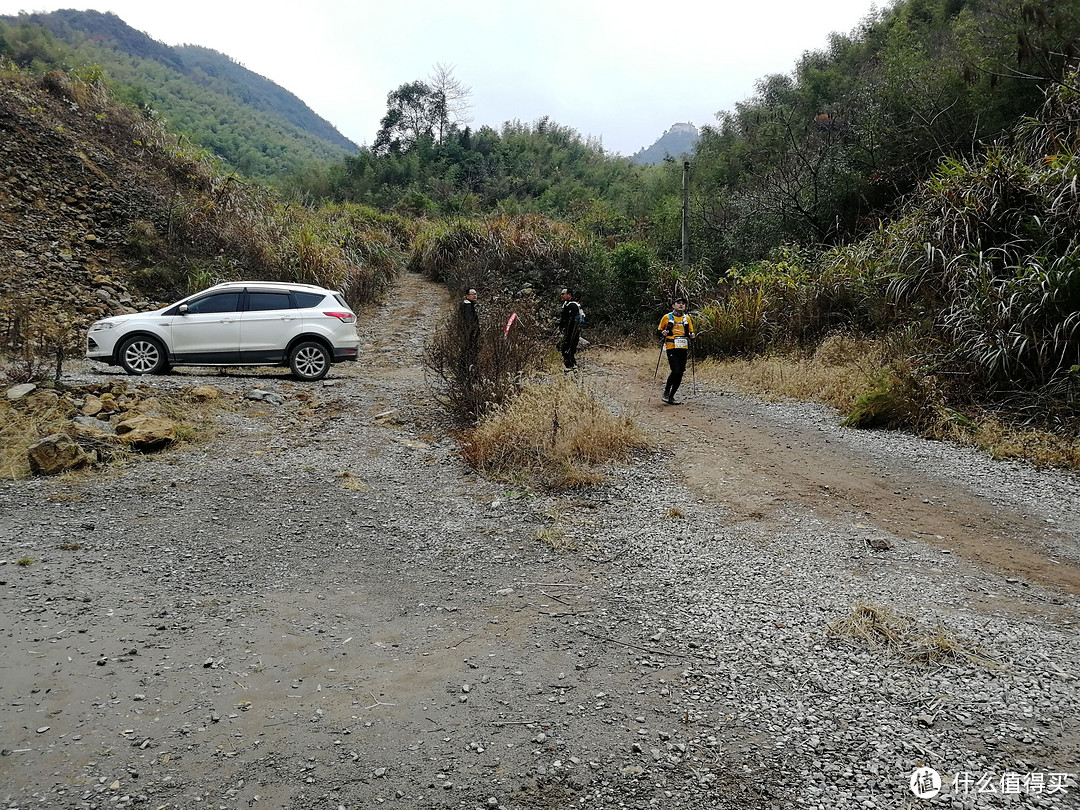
top-left (238, 290), bottom-right (298, 363)
top-left (168, 291), bottom-right (242, 363)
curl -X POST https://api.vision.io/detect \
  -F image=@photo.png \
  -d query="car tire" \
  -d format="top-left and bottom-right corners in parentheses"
top-left (117, 336), bottom-right (168, 375)
top-left (289, 340), bottom-right (330, 381)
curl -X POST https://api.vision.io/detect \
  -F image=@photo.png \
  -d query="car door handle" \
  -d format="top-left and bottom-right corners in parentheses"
top-left (219, 318), bottom-right (237, 324)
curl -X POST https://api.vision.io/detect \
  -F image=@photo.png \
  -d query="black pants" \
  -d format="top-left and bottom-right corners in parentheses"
top-left (560, 331), bottom-right (579, 369)
top-left (665, 348), bottom-right (688, 396)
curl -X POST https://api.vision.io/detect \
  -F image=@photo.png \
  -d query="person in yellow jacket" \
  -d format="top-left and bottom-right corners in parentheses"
top-left (657, 297), bottom-right (695, 404)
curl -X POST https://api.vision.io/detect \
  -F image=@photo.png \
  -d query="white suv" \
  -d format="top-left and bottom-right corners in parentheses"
top-left (86, 281), bottom-right (360, 381)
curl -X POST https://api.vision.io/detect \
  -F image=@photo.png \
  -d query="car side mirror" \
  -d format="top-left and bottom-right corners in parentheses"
top-left (178, 304), bottom-right (189, 315)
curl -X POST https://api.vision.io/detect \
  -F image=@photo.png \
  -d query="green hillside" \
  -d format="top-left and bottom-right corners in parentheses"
top-left (0, 9), bottom-right (358, 180)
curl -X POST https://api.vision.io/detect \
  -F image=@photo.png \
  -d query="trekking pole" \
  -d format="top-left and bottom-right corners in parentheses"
top-left (653, 340), bottom-right (665, 380)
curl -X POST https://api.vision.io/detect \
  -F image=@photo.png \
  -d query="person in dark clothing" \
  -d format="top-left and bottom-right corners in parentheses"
top-left (657, 297), bottom-right (695, 404)
top-left (459, 288), bottom-right (479, 371)
top-left (557, 288), bottom-right (582, 370)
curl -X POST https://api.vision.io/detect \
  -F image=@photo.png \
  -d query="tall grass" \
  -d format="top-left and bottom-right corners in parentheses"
top-left (409, 214), bottom-right (587, 293)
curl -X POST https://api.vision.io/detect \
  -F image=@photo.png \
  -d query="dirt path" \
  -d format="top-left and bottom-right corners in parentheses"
top-left (592, 348), bottom-right (1080, 598)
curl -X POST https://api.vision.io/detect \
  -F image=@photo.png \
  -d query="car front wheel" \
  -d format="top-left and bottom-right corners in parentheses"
top-left (289, 340), bottom-right (330, 381)
top-left (118, 336), bottom-right (168, 375)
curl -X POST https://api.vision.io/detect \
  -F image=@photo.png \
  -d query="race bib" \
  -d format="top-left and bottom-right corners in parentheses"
top-left (673, 337), bottom-right (688, 349)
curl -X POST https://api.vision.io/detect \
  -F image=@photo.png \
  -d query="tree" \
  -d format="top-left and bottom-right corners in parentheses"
top-left (428, 62), bottom-right (472, 142)
top-left (372, 80), bottom-right (444, 155)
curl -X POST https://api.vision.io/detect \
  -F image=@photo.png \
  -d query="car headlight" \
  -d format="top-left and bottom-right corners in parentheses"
top-left (89, 322), bottom-right (116, 332)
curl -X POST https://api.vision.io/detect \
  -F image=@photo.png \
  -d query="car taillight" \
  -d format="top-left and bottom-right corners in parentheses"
top-left (324, 311), bottom-right (356, 323)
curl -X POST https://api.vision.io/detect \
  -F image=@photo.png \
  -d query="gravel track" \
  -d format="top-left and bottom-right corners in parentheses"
top-left (2, 272), bottom-right (1078, 810)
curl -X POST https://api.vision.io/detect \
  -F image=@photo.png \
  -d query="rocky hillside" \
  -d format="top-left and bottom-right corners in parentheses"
top-left (0, 68), bottom-right (220, 348)
top-left (629, 122), bottom-right (699, 165)
top-left (1, 10), bottom-right (358, 178)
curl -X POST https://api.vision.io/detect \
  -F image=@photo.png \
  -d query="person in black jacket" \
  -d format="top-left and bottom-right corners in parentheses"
top-left (459, 288), bottom-right (479, 371)
top-left (557, 288), bottom-right (582, 370)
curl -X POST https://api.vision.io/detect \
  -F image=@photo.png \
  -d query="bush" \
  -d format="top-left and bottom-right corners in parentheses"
top-left (424, 296), bottom-right (547, 421)
top-left (459, 375), bottom-right (652, 489)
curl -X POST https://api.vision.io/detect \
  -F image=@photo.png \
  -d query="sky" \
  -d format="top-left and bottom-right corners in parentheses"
top-left (0, 0), bottom-right (886, 156)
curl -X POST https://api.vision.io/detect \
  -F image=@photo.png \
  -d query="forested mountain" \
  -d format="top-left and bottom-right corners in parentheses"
top-left (0, 9), bottom-right (358, 179)
top-left (629, 122), bottom-right (699, 166)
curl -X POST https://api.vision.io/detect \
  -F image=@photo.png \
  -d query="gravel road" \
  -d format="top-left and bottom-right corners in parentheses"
top-left (2, 272), bottom-right (1078, 810)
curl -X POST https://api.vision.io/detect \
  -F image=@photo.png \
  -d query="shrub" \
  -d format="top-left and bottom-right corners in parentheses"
top-left (408, 214), bottom-right (587, 297)
top-left (459, 375), bottom-right (653, 489)
top-left (0, 295), bottom-right (78, 384)
top-left (424, 296), bottom-right (547, 421)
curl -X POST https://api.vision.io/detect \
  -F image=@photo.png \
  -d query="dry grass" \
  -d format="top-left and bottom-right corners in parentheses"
top-left (0, 398), bottom-right (80, 480)
top-left (336, 471), bottom-right (369, 492)
top-left (534, 526), bottom-right (577, 551)
top-left (966, 418), bottom-right (1080, 469)
top-left (695, 334), bottom-right (887, 412)
top-left (826, 602), bottom-right (997, 667)
top-left (460, 375), bottom-right (653, 490)
top-left (686, 334), bottom-right (1080, 470)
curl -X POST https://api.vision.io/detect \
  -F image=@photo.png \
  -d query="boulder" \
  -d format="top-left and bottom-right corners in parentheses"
top-left (189, 385), bottom-right (221, 401)
top-left (25, 390), bottom-right (60, 412)
top-left (69, 416), bottom-right (118, 437)
top-left (81, 394), bottom-right (103, 416)
top-left (134, 396), bottom-right (163, 415)
top-left (114, 414), bottom-right (177, 451)
top-left (28, 433), bottom-right (94, 475)
top-left (5, 383), bottom-right (37, 401)
top-left (245, 389), bottom-right (284, 405)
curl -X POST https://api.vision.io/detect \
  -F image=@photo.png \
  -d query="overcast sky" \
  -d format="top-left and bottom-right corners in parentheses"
top-left (1, 0), bottom-right (886, 156)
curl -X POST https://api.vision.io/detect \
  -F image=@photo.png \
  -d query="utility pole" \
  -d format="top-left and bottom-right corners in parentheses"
top-left (681, 161), bottom-right (690, 277)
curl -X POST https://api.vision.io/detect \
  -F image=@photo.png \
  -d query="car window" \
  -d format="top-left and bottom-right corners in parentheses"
top-left (186, 292), bottom-right (241, 314)
top-left (294, 292), bottom-right (325, 308)
top-left (247, 292), bottom-right (293, 311)
top-left (333, 294), bottom-right (350, 308)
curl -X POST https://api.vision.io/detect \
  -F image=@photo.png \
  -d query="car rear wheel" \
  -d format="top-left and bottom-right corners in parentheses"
top-left (289, 340), bottom-right (330, 381)
top-left (118, 336), bottom-right (168, 375)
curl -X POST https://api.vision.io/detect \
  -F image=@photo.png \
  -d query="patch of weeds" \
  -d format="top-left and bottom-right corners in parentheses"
top-left (842, 370), bottom-right (926, 429)
top-left (535, 526), bottom-right (577, 552)
top-left (171, 423), bottom-right (202, 444)
top-left (58, 543), bottom-right (82, 551)
top-left (16, 557), bottom-right (34, 566)
top-left (550, 462), bottom-right (606, 491)
top-left (826, 602), bottom-right (998, 667)
top-left (665, 507), bottom-right (685, 519)
top-left (336, 471), bottom-right (369, 492)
